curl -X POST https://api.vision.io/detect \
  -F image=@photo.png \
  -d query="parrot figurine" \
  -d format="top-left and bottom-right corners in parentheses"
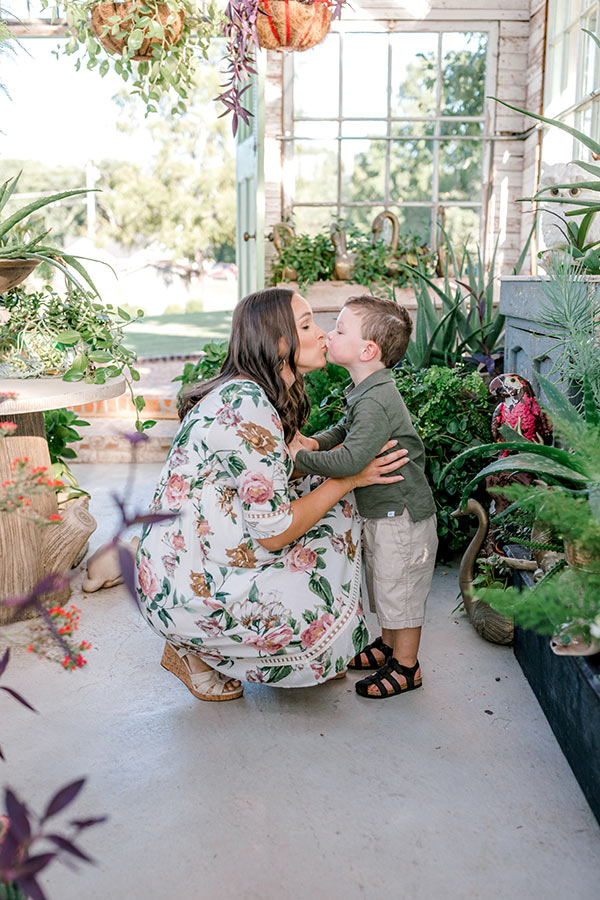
top-left (485, 373), bottom-right (553, 524)
top-left (489, 373), bottom-right (553, 448)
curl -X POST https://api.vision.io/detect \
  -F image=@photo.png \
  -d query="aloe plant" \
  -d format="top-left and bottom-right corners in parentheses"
top-left (400, 232), bottom-right (507, 372)
top-left (0, 172), bottom-right (102, 295)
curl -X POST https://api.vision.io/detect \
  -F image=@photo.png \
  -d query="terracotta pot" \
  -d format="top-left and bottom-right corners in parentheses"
top-left (90, 1), bottom-right (185, 60)
top-left (0, 258), bottom-right (40, 294)
top-left (257, 0), bottom-right (332, 52)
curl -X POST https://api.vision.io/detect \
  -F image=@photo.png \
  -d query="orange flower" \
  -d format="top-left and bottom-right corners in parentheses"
top-left (49, 514), bottom-right (62, 522)
top-left (189, 571), bottom-right (211, 598)
top-left (236, 422), bottom-right (277, 456)
top-left (226, 541), bottom-right (258, 568)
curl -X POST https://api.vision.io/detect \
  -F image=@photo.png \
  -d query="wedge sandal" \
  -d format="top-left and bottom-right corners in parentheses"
top-left (355, 658), bottom-right (422, 699)
top-left (161, 642), bottom-right (244, 702)
top-left (348, 636), bottom-right (393, 670)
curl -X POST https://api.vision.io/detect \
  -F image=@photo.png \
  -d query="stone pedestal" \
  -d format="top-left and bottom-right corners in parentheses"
top-left (0, 377), bottom-right (125, 620)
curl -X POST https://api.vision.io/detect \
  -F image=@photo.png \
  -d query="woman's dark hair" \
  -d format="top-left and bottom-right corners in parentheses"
top-left (178, 287), bottom-right (310, 442)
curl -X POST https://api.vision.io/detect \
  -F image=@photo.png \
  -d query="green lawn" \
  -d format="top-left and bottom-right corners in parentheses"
top-left (123, 310), bottom-right (233, 358)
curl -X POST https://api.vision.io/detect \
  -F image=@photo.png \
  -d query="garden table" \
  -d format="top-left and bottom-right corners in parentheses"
top-left (0, 377), bottom-right (126, 622)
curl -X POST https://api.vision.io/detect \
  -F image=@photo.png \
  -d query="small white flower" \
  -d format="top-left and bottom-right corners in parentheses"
top-left (0, 308), bottom-right (11, 326)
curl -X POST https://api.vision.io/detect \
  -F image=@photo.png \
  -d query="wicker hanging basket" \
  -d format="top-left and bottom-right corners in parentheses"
top-left (90, 1), bottom-right (185, 61)
top-left (257, 0), bottom-right (332, 52)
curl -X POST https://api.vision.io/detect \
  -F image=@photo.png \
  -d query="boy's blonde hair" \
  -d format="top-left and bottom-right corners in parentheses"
top-left (344, 294), bottom-right (413, 367)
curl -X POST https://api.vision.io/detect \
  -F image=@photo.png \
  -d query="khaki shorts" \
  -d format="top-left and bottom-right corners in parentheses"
top-left (363, 509), bottom-right (438, 629)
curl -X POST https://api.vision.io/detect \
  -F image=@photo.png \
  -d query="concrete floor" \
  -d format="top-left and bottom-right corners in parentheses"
top-left (2, 463), bottom-right (600, 900)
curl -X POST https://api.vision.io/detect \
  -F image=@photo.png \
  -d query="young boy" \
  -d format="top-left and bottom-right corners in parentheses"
top-left (293, 295), bottom-right (438, 699)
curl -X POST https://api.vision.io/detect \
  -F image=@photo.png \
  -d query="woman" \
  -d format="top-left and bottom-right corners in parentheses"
top-left (135, 288), bottom-right (407, 700)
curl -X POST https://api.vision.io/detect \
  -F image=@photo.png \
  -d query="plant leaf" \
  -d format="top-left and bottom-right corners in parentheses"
top-left (5, 788), bottom-right (31, 842)
top-left (43, 778), bottom-right (86, 821)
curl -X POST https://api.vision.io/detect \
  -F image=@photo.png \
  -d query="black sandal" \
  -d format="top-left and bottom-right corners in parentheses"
top-left (355, 658), bottom-right (422, 698)
top-left (348, 636), bottom-right (393, 670)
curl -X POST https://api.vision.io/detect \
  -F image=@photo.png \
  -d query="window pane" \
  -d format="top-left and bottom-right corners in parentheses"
top-left (391, 121), bottom-right (435, 138)
top-left (338, 206), bottom-right (384, 232)
top-left (294, 31), bottom-right (340, 118)
top-left (441, 32), bottom-right (487, 117)
top-left (396, 207), bottom-right (433, 244)
top-left (442, 207), bottom-right (480, 252)
top-left (292, 207), bottom-right (336, 236)
top-left (293, 121), bottom-right (338, 140)
top-left (294, 140), bottom-right (338, 203)
top-left (337, 207), bottom-right (433, 244)
top-left (440, 121), bottom-right (484, 137)
top-left (389, 140), bottom-right (433, 202)
top-left (439, 139), bottom-right (482, 201)
top-left (390, 33), bottom-right (438, 118)
top-left (343, 33), bottom-right (388, 118)
top-left (342, 120), bottom-right (388, 138)
top-left (581, 13), bottom-right (598, 99)
top-left (341, 140), bottom-right (386, 203)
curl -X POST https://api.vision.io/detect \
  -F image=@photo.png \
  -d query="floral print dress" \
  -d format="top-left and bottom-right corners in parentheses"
top-left (135, 379), bottom-right (368, 687)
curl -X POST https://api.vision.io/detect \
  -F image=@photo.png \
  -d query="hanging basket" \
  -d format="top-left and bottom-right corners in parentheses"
top-left (90, 1), bottom-right (185, 61)
top-left (0, 259), bottom-right (41, 294)
top-left (257, 0), bottom-right (332, 52)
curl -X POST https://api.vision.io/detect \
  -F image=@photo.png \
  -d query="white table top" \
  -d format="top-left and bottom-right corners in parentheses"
top-left (0, 376), bottom-right (127, 414)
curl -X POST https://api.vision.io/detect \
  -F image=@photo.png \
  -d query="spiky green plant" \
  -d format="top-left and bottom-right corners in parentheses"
top-left (0, 172), bottom-right (103, 294)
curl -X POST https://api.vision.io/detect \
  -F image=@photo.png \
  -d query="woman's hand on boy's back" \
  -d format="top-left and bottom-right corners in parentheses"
top-left (350, 440), bottom-right (408, 489)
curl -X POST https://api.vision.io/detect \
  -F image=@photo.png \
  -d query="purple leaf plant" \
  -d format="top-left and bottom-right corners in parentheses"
top-left (218, 0), bottom-right (347, 134)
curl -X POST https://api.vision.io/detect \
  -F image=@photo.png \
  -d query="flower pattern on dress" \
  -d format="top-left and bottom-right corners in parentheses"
top-left (190, 571), bottom-right (211, 597)
top-left (238, 470), bottom-right (275, 505)
top-left (301, 613), bottom-right (335, 649)
top-left (236, 421), bottom-right (277, 455)
top-left (286, 545), bottom-right (318, 573)
top-left (164, 473), bottom-right (190, 509)
top-left (135, 379), bottom-right (367, 687)
top-left (226, 541), bottom-right (258, 568)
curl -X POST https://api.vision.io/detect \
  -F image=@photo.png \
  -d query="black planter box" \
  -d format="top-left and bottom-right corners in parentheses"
top-left (507, 550), bottom-right (600, 824)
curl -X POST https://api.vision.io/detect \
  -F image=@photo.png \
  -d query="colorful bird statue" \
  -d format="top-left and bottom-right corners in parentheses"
top-left (489, 373), bottom-right (553, 448)
top-left (486, 373), bottom-right (553, 519)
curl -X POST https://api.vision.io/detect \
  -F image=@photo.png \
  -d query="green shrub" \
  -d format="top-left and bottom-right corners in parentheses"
top-left (303, 363), bottom-right (351, 434)
top-left (392, 365), bottom-right (493, 554)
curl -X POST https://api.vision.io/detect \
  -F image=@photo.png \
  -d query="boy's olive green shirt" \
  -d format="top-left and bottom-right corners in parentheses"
top-left (295, 368), bottom-right (436, 521)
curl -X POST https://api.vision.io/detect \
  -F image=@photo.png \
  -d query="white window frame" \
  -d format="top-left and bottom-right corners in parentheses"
top-left (545, 1), bottom-right (600, 156)
top-left (280, 19), bottom-right (498, 249)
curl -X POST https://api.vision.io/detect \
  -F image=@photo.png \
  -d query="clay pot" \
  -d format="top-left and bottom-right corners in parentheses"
top-left (90, 1), bottom-right (185, 60)
top-left (257, 0), bottom-right (332, 52)
top-left (0, 259), bottom-right (40, 294)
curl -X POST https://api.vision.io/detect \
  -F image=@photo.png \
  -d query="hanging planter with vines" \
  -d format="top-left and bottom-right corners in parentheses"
top-left (38, 0), bottom-right (346, 130)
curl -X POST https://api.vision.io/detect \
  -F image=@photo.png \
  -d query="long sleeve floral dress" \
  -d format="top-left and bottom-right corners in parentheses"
top-left (135, 378), bottom-right (368, 687)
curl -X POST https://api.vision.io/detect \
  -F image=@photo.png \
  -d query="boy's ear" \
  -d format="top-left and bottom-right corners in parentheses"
top-left (361, 341), bottom-right (380, 362)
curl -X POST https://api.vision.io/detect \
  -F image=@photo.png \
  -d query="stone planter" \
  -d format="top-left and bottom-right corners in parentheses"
top-left (499, 274), bottom-right (600, 391)
top-left (279, 278), bottom-right (447, 333)
top-left (506, 548), bottom-right (600, 824)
